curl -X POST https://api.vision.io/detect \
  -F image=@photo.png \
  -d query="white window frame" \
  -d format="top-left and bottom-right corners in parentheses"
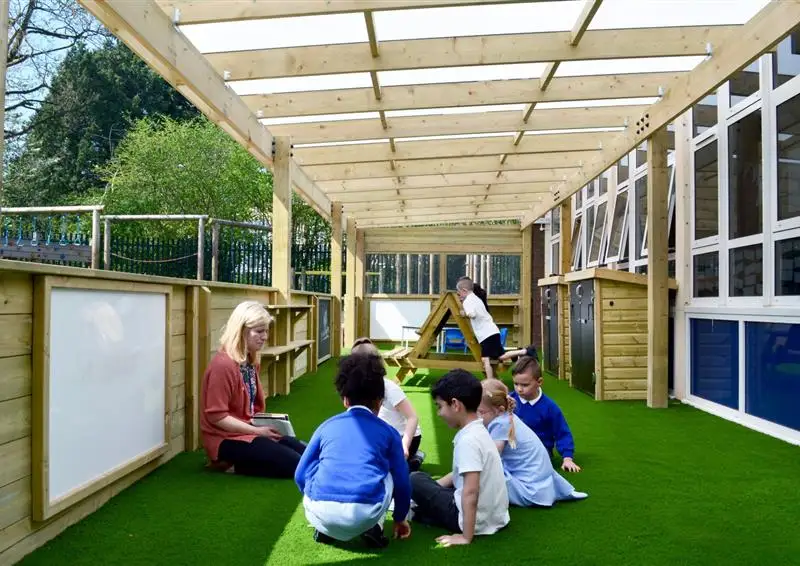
top-left (605, 187), bottom-right (630, 264)
top-left (691, 134), bottom-right (721, 249)
top-left (771, 73), bottom-right (800, 234)
top-left (690, 244), bottom-right (721, 306)
top-left (587, 199), bottom-right (609, 268)
top-left (724, 59), bottom-right (762, 119)
top-left (641, 155), bottom-right (677, 259)
top-left (772, 227), bottom-right (800, 306)
top-left (570, 212), bottom-right (585, 272)
top-left (683, 312), bottom-right (800, 447)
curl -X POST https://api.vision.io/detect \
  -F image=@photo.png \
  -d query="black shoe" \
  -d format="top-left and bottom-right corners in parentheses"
top-left (361, 524), bottom-right (389, 549)
top-left (313, 529), bottom-right (336, 545)
top-left (408, 450), bottom-right (425, 472)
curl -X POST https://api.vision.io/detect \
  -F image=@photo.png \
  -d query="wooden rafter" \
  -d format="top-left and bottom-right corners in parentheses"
top-left (292, 131), bottom-right (610, 165)
top-left (270, 106), bottom-right (639, 144)
top-left (246, 72), bottom-right (680, 118)
top-left (207, 26), bottom-right (736, 80)
top-left (357, 211), bottom-right (522, 227)
top-left (326, 183), bottom-right (554, 203)
top-left (522, 0), bottom-right (800, 226)
top-left (343, 192), bottom-right (545, 212)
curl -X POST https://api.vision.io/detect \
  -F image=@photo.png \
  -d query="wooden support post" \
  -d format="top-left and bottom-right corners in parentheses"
top-left (673, 112), bottom-right (692, 400)
top-left (0, 0), bottom-right (7, 221)
top-left (344, 216), bottom-right (357, 346)
top-left (211, 222), bottom-right (220, 281)
top-left (559, 201), bottom-right (572, 382)
top-left (185, 287), bottom-right (200, 451)
top-left (521, 225), bottom-right (533, 346)
top-left (406, 253), bottom-right (411, 294)
top-left (559, 202), bottom-right (572, 275)
top-left (331, 202), bottom-right (343, 356)
top-left (90, 209), bottom-right (101, 270)
top-left (647, 127), bottom-right (670, 408)
top-left (486, 255), bottom-right (492, 294)
top-left (196, 216), bottom-right (205, 280)
top-left (103, 219), bottom-right (111, 269)
top-left (271, 136), bottom-right (293, 394)
top-left (356, 228), bottom-right (366, 337)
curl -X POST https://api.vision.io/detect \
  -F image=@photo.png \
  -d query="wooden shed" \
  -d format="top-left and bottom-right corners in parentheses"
top-left (563, 268), bottom-right (677, 401)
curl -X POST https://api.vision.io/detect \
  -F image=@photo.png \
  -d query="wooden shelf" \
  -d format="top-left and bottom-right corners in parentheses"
top-left (266, 304), bottom-right (313, 310)
top-left (261, 339), bottom-right (314, 358)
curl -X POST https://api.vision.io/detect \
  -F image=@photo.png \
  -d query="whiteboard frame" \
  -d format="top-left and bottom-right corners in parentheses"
top-left (32, 275), bottom-right (173, 522)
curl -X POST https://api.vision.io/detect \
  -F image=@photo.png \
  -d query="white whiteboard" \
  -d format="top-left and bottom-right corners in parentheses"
top-left (369, 299), bottom-right (431, 341)
top-left (47, 287), bottom-right (167, 504)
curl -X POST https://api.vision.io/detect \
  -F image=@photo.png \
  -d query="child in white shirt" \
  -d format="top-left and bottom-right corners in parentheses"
top-left (456, 277), bottom-right (504, 380)
top-left (352, 338), bottom-right (425, 470)
top-left (410, 369), bottom-right (509, 546)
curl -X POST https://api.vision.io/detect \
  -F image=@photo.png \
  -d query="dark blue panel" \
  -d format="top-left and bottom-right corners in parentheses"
top-left (690, 319), bottom-right (739, 409)
top-left (745, 322), bottom-right (800, 432)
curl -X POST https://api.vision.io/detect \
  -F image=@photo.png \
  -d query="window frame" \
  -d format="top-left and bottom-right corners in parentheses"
top-left (604, 186), bottom-right (630, 265)
top-left (771, 73), bottom-right (800, 235)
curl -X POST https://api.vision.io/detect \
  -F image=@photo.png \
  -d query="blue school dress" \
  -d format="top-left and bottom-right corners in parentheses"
top-left (486, 413), bottom-right (587, 507)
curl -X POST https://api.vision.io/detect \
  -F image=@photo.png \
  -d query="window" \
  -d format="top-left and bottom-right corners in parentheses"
top-left (693, 93), bottom-right (718, 137)
top-left (618, 154), bottom-right (629, 183)
top-left (694, 139), bottom-right (719, 240)
top-left (635, 143), bottom-right (647, 170)
top-left (729, 60), bottom-right (760, 107)
top-left (634, 175), bottom-right (647, 260)
top-left (690, 318), bottom-right (740, 410)
top-left (776, 236), bottom-right (800, 296)
top-left (606, 190), bottom-right (629, 262)
top-left (729, 244), bottom-right (763, 297)
top-left (642, 164), bottom-right (676, 257)
top-left (551, 242), bottom-right (560, 275)
top-left (552, 206), bottom-right (561, 236)
top-left (773, 28), bottom-right (800, 90)
top-left (777, 92), bottom-right (800, 222)
top-left (588, 201), bottom-right (607, 266)
top-left (598, 175), bottom-right (608, 197)
top-left (693, 251), bottom-right (719, 297)
top-left (570, 215), bottom-right (583, 271)
top-left (745, 322), bottom-right (800, 432)
top-left (728, 110), bottom-right (763, 239)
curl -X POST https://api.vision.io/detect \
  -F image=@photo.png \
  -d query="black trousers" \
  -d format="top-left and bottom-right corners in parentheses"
top-left (219, 436), bottom-right (306, 478)
top-left (410, 471), bottom-right (461, 533)
top-left (408, 435), bottom-right (422, 460)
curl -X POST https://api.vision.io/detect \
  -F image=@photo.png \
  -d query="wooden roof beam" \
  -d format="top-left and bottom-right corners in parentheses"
top-left (158, 0), bottom-right (536, 25)
top-left (246, 72), bottom-right (680, 118)
top-left (343, 192), bottom-right (547, 212)
top-left (521, 0), bottom-right (800, 227)
top-left (352, 201), bottom-right (536, 219)
top-left (307, 152), bottom-right (594, 181)
top-left (293, 131), bottom-right (610, 165)
top-left (330, 183), bottom-right (553, 203)
top-left (77, 0), bottom-right (332, 221)
top-left (209, 26), bottom-right (738, 80)
top-left (357, 211), bottom-right (523, 227)
top-left (271, 105), bottom-right (638, 144)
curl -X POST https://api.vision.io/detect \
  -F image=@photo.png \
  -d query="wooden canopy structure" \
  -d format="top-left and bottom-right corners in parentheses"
top-left (77, 0), bottom-right (798, 229)
top-left (73, 0), bottom-right (800, 410)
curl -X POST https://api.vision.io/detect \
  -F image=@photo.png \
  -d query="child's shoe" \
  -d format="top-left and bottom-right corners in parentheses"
top-left (361, 524), bottom-right (389, 548)
top-left (313, 529), bottom-right (336, 545)
top-left (408, 450), bottom-right (425, 472)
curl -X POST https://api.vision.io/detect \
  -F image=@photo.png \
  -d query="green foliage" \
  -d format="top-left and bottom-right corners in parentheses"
top-left (4, 39), bottom-right (198, 206)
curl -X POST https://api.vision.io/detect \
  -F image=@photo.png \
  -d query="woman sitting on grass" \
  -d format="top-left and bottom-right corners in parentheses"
top-left (478, 379), bottom-right (588, 507)
top-left (200, 300), bottom-right (306, 478)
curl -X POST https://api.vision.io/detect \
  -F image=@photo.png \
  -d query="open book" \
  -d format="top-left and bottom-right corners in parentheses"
top-left (252, 412), bottom-right (296, 437)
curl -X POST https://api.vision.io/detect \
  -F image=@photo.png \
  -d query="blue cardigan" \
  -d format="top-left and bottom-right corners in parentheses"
top-left (510, 391), bottom-right (575, 458)
top-left (294, 406), bottom-right (411, 522)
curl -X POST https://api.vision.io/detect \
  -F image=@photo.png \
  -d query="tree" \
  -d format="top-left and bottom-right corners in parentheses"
top-left (95, 115), bottom-right (331, 241)
top-left (5, 0), bottom-right (111, 145)
top-left (4, 39), bottom-right (198, 205)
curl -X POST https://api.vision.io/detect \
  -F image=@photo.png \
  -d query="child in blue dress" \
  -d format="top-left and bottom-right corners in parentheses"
top-left (478, 378), bottom-right (587, 507)
top-left (510, 356), bottom-right (582, 473)
top-left (295, 352), bottom-right (412, 548)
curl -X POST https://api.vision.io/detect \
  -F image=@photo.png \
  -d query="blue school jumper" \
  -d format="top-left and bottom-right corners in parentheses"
top-left (510, 390), bottom-right (575, 459)
top-left (295, 406), bottom-right (411, 524)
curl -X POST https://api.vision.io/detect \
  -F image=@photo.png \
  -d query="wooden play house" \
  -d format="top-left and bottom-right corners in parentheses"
top-left (382, 291), bottom-right (485, 381)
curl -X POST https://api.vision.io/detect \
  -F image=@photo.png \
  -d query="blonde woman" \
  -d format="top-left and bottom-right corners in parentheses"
top-left (200, 300), bottom-right (305, 477)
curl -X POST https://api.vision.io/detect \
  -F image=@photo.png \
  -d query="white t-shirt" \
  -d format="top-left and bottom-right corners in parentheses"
top-left (379, 378), bottom-right (422, 437)
top-left (452, 419), bottom-right (510, 535)
top-left (462, 292), bottom-right (500, 343)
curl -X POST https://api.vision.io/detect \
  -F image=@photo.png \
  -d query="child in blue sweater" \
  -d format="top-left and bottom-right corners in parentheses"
top-left (295, 353), bottom-right (412, 548)
top-left (509, 356), bottom-right (582, 473)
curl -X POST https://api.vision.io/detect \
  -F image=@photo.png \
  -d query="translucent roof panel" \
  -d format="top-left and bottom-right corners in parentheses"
top-left (588, 0), bottom-right (772, 30)
top-left (261, 112), bottom-right (381, 125)
top-left (228, 73), bottom-right (373, 96)
top-left (556, 56), bottom-right (706, 77)
top-left (537, 97), bottom-right (660, 109)
top-left (293, 139), bottom-right (391, 148)
top-left (395, 132), bottom-right (518, 142)
top-left (181, 13), bottom-right (368, 53)
top-left (379, 63), bottom-right (546, 87)
top-left (373, 1), bottom-right (584, 41)
top-left (386, 105), bottom-right (526, 118)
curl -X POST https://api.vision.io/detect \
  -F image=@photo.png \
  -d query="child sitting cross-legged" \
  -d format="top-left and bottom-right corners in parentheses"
top-left (478, 378), bottom-right (587, 507)
top-left (510, 356), bottom-right (582, 473)
top-left (294, 353), bottom-right (412, 548)
top-left (410, 369), bottom-right (509, 547)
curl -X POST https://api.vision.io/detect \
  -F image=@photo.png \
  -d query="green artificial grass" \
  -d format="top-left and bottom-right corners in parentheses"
top-left (19, 362), bottom-right (800, 566)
